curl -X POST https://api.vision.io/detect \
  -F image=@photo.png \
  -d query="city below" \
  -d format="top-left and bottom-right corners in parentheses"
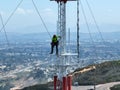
top-left (0, 32), bottom-right (120, 90)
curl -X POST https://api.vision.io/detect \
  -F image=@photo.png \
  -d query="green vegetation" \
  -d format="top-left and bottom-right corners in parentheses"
top-left (0, 83), bottom-right (13, 90)
top-left (73, 60), bottom-right (120, 85)
top-left (22, 84), bottom-right (52, 90)
top-left (110, 84), bottom-right (120, 90)
top-left (22, 60), bottom-right (120, 90)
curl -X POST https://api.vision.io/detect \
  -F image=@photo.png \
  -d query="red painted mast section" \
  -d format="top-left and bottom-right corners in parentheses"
top-left (54, 76), bottom-right (58, 90)
top-left (63, 77), bottom-right (67, 90)
top-left (67, 76), bottom-right (72, 90)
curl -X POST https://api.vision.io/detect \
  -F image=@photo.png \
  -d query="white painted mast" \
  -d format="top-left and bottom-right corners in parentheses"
top-left (50, 0), bottom-right (78, 90)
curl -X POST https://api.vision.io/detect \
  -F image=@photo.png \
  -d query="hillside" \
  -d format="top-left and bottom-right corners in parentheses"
top-left (22, 84), bottom-right (52, 90)
top-left (72, 60), bottom-right (120, 85)
top-left (21, 60), bottom-right (120, 90)
top-left (110, 84), bottom-right (120, 90)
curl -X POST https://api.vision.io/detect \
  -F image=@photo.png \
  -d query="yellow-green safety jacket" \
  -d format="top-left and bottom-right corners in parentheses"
top-left (52, 36), bottom-right (58, 43)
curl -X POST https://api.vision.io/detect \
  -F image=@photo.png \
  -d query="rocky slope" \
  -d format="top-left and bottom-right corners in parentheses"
top-left (21, 60), bottom-right (120, 90)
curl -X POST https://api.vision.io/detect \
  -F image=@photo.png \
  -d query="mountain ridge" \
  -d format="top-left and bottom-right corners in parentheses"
top-left (21, 60), bottom-right (120, 90)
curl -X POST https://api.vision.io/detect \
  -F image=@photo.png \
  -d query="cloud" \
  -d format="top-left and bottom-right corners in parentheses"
top-left (43, 8), bottom-right (53, 12)
top-left (26, 9), bottom-right (34, 14)
top-left (107, 9), bottom-right (113, 13)
top-left (42, 8), bottom-right (56, 17)
top-left (40, 8), bottom-right (57, 24)
top-left (16, 8), bottom-right (26, 15)
top-left (0, 11), bottom-right (6, 16)
top-left (16, 8), bottom-right (34, 15)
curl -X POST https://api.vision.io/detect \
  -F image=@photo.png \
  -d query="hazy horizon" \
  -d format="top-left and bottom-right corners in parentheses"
top-left (0, 0), bottom-right (120, 34)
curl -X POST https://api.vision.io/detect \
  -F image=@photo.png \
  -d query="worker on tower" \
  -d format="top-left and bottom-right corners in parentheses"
top-left (50, 34), bottom-right (59, 55)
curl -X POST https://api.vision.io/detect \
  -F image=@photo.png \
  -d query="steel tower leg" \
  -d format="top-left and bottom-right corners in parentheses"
top-left (59, 1), bottom-right (66, 54)
top-left (57, 1), bottom-right (67, 79)
top-left (54, 76), bottom-right (58, 90)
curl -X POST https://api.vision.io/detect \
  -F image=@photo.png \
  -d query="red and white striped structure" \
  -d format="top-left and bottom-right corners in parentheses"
top-left (50, 0), bottom-right (77, 90)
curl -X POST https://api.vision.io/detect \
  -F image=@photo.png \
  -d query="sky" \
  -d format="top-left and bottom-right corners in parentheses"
top-left (0, 0), bottom-right (120, 33)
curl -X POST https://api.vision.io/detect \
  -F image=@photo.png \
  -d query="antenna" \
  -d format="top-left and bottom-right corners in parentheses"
top-left (77, 0), bottom-right (80, 60)
top-left (50, 0), bottom-right (77, 90)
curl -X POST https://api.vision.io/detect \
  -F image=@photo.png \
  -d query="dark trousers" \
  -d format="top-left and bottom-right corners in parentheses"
top-left (50, 42), bottom-right (58, 54)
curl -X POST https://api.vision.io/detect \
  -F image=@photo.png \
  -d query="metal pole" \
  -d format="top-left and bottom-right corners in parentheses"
top-left (67, 76), bottom-right (72, 90)
top-left (68, 28), bottom-right (70, 52)
top-left (54, 76), bottom-right (58, 90)
top-left (77, 0), bottom-right (80, 61)
top-left (63, 77), bottom-right (67, 90)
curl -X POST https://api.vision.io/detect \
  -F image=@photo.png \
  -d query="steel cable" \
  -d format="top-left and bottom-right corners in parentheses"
top-left (0, 0), bottom-right (24, 33)
top-left (32, 0), bottom-right (52, 39)
top-left (0, 13), bottom-right (9, 46)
